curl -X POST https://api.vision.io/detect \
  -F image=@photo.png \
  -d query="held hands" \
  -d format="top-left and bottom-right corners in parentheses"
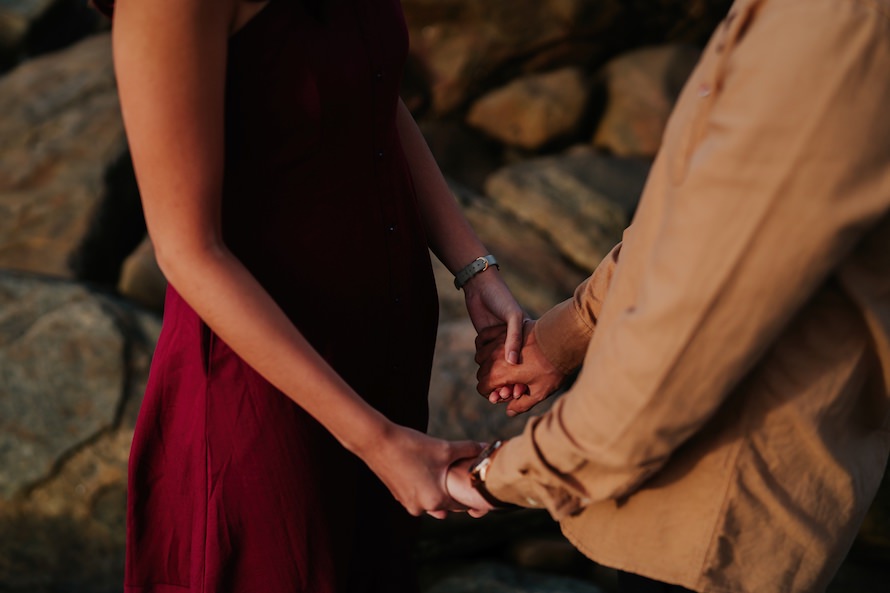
top-left (446, 457), bottom-right (493, 518)
top-left (462, 270), bottom-right (525, 367)
top-left (363, 424), bottom-right (486, 519)
top-left (365, 271), bottom-right (541, 518)
top-left (476, 320), bottom-right (568, 417)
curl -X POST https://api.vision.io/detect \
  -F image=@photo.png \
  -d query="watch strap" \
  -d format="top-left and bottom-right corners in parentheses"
top-left (454, 255), bottom-right (499, 290)
top-left (469, 440), bottom-right (519, 510)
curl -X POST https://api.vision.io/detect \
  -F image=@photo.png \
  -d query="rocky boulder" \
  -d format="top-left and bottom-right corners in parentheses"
top-left (0, 270), bottom-right (160, 593)
top-left (0, 0), bottom-right (105, 73)
top-left (118, 235), bottom-right (166, 312)
top-left (0, 32), bottom-right (144, 285)
top-left (593, 44), bottom-right (701, 157)
top-left (484, 146), bottom-right (650, 273)
top-left (467, 67), bottom-right (591, 151)
top-left (403, 0), bottom-right (613, 115)
top-left (403, 0), bottom-right (733, 115)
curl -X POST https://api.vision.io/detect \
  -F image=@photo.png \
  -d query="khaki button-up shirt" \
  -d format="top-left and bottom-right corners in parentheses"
top-left (485, 0), bottom-right (890, 591)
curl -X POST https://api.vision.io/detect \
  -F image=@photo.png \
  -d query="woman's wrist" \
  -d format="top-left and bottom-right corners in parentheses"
top-left (337, 408), bottom-right (394, 460)
top-left (461, 266), bottom-right (508, 303)
top-left (454, 254), bottom-right (499, 290)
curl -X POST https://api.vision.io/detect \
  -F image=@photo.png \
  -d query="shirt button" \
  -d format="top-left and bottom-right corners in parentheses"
top-left (394, 296), bottom-right (401, 304)
top-left (376, 150), bottom-right (385, 159)
top-left (375, 71), bottom-right (384, 81)
top-left (387, 224), bottom-right (396, 232)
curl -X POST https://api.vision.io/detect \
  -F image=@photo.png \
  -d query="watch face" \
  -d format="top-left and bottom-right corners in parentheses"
top-left (477, 457), bottom-right (493, 482)
top-left (471, 440), bottom-right (503, 482)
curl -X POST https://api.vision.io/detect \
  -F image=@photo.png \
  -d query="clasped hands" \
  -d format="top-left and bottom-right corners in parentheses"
top-left (388, 319), bottom-right (567, 519)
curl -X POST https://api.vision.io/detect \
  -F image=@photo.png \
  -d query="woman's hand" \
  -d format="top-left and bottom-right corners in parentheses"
top-left (362, 424), bottom-right (484, 519)
top-left (463, 271), bottom-right (525, 367)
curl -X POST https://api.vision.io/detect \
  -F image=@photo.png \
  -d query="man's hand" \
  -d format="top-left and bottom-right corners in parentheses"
top-left (445, 457), bottom-right (493, 518)
top-left (476, 320), bottom-right (568, 417)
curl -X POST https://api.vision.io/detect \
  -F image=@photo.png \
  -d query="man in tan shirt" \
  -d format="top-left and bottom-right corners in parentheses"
top-left (447, 0), bottom-right (890, 591)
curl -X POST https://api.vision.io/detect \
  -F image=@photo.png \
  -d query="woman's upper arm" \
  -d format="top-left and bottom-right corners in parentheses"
top-left (112, 0), bottom-right (235, 267)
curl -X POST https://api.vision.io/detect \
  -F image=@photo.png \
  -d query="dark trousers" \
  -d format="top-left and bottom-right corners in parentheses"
top-left (617, 571), bottom-right (697, 593)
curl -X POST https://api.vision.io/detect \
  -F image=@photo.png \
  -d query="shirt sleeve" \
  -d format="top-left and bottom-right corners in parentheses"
top-left (534, 242), bottom-right (623, 374)
top-left (486, 0), bottom-right (890, 518)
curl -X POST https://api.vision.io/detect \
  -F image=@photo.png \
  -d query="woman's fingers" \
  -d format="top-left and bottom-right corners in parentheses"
top-left (503, 312), bottom-right (524, 365)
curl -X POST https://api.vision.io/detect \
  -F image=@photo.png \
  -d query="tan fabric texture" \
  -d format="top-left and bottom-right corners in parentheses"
top-left (485, 0), bottom-right (890, 592)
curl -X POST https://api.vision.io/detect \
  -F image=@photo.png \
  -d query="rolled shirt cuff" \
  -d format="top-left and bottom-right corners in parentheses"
top-left (485, 418), bottom-right (589, 520)
top-left (534, 297), bottom-right (593, 375)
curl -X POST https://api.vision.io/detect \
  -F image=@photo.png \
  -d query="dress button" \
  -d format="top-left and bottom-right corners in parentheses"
top-left (375, 71), bottom-right (384, 81)
top-left (387, 224), bottom-right (396, 232)
top-left (376, 150), bottom-right (385, 159)
top-left (394, 296), bottom-right (401, 304)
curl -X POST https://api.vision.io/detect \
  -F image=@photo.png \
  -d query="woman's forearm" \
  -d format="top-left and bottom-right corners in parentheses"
top-left (395, 100), bottom-right (490, 272)
top-left (156, 242), bottom-right (392, 457)
top-left (394, 100), bottom-right (524, 365)
top-left (158, 241), bottom-right (482, 518)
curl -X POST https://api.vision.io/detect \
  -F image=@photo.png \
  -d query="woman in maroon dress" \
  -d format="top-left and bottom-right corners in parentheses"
top-left (103, 0), bottom-right (523, 590)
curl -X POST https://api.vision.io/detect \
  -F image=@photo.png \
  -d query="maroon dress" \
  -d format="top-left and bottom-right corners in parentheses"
top-left (125, 1), bottom-right (439, 591)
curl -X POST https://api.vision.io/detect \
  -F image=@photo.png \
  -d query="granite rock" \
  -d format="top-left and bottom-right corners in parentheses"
top-left (484, 146), bottom-right (649, 273)
top-left (0, 271), bottom-right (160, 593)
top-left (117, 235), bottom-right (167, 312)
top-left (0, 33), bottom-right (143, 284)
top-left (593, 44), bottom-right (701, 157)
top-left (467, 67), bottom-right (592, 150)
top-left (0, 0), bottom-right (103, 71)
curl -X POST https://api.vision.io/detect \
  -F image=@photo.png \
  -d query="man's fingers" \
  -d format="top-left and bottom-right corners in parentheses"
top-left (506, 392), bottom-right (544, 416)
top-left (477, 361), bottom-right (496, 395)
top-left (474, 340), bottom-right (501, 365)
top-left (478, 366), bottom-right (526, 399)
top-left (475, 324), bottom-right (508, 350)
